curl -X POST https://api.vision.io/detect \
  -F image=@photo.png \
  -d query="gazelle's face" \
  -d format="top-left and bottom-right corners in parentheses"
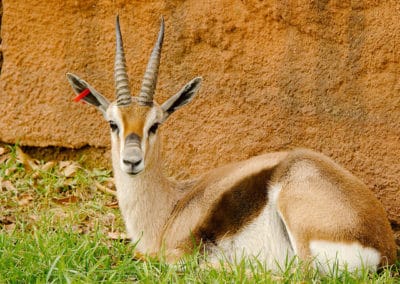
top-left (106, 100), bottom-right (163, 175)
top-left (66, 16), bottom-right (201, 176)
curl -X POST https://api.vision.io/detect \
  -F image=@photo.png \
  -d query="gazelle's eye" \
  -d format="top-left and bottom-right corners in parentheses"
top-left (109, 121), bottom-right (119, 133)
top-left (149, 123), bottom-right (160, 135)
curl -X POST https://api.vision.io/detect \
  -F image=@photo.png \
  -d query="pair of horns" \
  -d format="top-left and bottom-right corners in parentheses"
top-left (115, 15), bottom-right (164, 106)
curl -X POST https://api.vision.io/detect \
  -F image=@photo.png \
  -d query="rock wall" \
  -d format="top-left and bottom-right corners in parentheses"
top-left (0, 1), bottom-right (399, 232)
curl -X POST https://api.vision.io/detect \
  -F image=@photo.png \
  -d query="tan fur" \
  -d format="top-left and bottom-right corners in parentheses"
top-left (119, 104), bottom-right (150, 139)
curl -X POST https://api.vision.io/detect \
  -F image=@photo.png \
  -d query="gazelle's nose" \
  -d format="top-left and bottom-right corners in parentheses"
top-left (122, 145), bottom-right (143, 166)
top-left (123, 157), bottom-right (142, 168)
top-left (121, 144), bottom-right (144, 175)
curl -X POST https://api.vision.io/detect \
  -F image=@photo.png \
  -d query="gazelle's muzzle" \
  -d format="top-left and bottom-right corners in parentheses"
top-left (121, 133), bottom-right (144, 175)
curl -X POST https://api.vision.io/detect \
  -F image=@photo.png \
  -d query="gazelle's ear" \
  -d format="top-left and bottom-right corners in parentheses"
top-left (161, 77), bottom-right (202, 121)
top-left (66, 73), bottom-right (110, 116)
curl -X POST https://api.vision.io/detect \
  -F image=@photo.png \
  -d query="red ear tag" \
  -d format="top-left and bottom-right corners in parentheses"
top-left (73, 88), bottom-right (91, 102)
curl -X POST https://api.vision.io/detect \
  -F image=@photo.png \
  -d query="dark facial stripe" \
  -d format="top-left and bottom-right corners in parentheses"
top-left (192, 167), bottom-right (274, 245)
top-left (125, 133), bottom-right (141, 146)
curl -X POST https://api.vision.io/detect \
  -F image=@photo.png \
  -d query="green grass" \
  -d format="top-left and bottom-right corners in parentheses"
top-left (0, 145), bottom-right (399, 283)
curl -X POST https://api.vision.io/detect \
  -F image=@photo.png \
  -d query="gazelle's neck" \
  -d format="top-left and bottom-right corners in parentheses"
top-left (112, 138), bottom-right (179, 253)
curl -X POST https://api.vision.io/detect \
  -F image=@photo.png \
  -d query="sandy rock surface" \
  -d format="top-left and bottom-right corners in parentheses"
top-left (0, 1), bottom-right (399, 232)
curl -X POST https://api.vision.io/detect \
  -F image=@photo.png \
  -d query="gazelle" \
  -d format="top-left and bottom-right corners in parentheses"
top-left (66, 16), bottom-right (396, 272)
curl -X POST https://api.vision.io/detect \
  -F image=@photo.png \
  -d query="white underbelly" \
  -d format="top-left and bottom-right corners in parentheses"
top-left (210, 185), bottom-right (294, 271)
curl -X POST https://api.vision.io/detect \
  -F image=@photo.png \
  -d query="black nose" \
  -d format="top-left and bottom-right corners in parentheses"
top-left (123, 158), bottom-right (142, 167)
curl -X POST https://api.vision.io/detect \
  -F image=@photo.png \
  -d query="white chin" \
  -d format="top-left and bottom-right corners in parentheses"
top-left (126, 170), bottom-right (142, 176)
top-left (120, 164), bottom-right (144, 176)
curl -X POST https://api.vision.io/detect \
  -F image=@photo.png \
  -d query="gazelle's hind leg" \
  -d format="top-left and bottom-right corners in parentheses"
top-left (276, 178), bottom-right (382, 273)
top-left (274, 164), bottom-right (383, 274)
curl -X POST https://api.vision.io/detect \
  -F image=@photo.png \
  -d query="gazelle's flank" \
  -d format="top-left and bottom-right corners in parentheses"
top-left (67, 16), bottom-right (396, 272)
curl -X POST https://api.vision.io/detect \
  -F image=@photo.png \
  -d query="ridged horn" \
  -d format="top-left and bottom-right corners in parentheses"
top-left (138, 16), bottom-right (165, 105)
top-left (115, 15), bottom-right (132, 106)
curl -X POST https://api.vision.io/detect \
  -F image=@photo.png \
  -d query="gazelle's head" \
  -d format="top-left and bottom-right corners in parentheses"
top-left (67, 16), bottom-right (201, 176)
